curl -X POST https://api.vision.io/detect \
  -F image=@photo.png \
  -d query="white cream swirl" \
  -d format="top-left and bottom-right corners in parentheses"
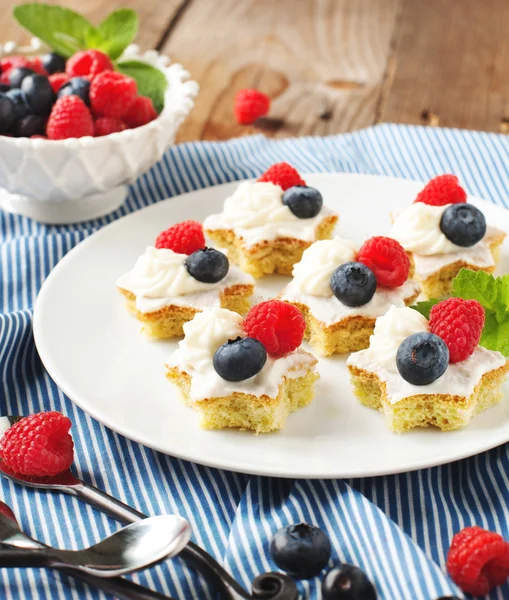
top-left (292, 237), bottom-right (357, 297)
top-left (175, 308), bottom-right (244, 373)
top-left (390, 203), bottom-right (460, 255)
top-left (203, 181), bottom-right (334, 247)
top-left (363, 306), bottom-right (429, 372)
top-left (117, 247), bottom-right (219, 298)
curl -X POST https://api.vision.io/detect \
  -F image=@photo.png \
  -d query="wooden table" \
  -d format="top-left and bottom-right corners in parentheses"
top-left (3, 0), bottom-right (509, 142)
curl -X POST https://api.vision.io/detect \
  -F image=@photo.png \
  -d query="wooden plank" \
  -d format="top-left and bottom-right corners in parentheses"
top-left (378, 0), bottom-right (509, 132)
top-left (0, 0), bottom-right (187, 52)
top-left (161, 0), bottom-right (401, 142)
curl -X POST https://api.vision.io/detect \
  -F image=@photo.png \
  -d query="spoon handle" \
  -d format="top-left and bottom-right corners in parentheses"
top-left (0, 548), bottom-right (175, 599)
top-left (70, 480), bottom-right (297, 600)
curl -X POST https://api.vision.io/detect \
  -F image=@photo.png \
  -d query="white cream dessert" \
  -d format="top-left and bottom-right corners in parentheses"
top-left (165, 306), bottom-right (319, 433)
top-left (390, 184), bottom-right (505, 298)
top-left (204, 181), bottom-right (337, 248)
top-left (280, 237), bottom-right (420, 356)
top-left (117, 247), bottom-right (254, 313)
top-left (203, 165), bottom-right (338, 278)
top-left (347, 306), bottom-right (509, 432)
top-left (117, 247), bottom-right (254, 339)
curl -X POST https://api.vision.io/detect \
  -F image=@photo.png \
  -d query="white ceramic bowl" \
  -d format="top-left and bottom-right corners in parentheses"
top-left (0, 41), bottom-right (198, 223)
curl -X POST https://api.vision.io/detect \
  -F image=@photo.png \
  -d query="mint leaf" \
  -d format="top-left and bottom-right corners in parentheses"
top-left (410, 299), bottom-right (441, 319)
top-left (13, 3), bottom-right (92, 57)
top-left (86, 10), bottom-right (138, 60)
top-left (117, 60), bottom-right (167, 113)
top-left (451, 268), bottom-right (509, 356)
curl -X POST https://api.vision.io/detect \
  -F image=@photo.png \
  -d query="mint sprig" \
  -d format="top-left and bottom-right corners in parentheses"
top-left (410, 269), bottom-right (509, 356)
top-left (13, 4), bottom-right (166, 113)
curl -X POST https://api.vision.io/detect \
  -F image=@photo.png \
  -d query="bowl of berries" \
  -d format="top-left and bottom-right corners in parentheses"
top-left (0, 5), bottom-right (198, 224)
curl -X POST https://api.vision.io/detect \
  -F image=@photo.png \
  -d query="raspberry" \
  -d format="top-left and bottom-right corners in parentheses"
top-left (356, 236), bottom-right (410, 288)
top-left (447, 526), bottom-right (509, 596)
top-left (258, 162), bottom-right (306, 191)
top-left (0, 411), bottom-right (74, 477)
top-left (48, 72), bottom-right (70, 93)
top-left (26, 57), bottom-right (47, 75)
top-left (414, 174), bottom-right (467, 206)
top-left (123, 96), bottom-right (158, 128)
top-left (46, 96), bottom-right (93, 140)
top-left (234, 88), bottom-right (270, 125)
top-left (243, 300), bottom-right (305, 358)
top-left (94, 117), bottom-right (126, 137)
top-left (90, 71), bottom-right (137, 119)
top-left (0, 56), bottom-right (30, 72)
top-left (155, 221), bottom-right (205, 254)
top-left (429, 298), bottom-right (485, 363)
top-left (66, 49), bottom-right (113, 78)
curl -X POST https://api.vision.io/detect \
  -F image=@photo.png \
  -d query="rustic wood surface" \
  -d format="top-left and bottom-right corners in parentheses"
top-left (3, 0), bottom-right (509, 141)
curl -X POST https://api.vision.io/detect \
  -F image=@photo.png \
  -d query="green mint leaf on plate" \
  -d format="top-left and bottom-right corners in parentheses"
top-left (452, 268), bottom-right (509, 355)
top-left (117, 60), bottom-right (167, 113)
top-left (86, 9), bottom-right (138, 60)
top-left (409, 299), bottom-right (441, 319)
top-left (13, 3), bottom-right (92, 58)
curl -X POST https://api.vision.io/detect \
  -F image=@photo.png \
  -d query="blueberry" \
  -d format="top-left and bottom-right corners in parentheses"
top-left (9, 67), bottom-right (34, 89)
top-left (283, 185), bottom-right (323, 219)
top-left (396, 332), bottom-right (449, 386)
top-left (0, 94), bottom-right (16, 133)
top-left (21, 74), bottom-right (55, 117)
top-left (330, 262), bottom-right (377, 307)
top-left (57, 77), bottom-right (90, 106)
top-left (322, 564), bottom-right (377, 600)
top-left (0, 84), bottom-right (10, 93)
top-left (185, 247), bottom-right (229, 283)
top-left (213, 337), bottom-right (267, 382)
top-left (42, 52), bottom-right (66, 74)
top-left (440, 203), bottom-right (486, 247)
top-left (14, 115), bottom-right (45, 137)
top-left (270, 523), bottom-right (331, 579)
top-left (5, 89), bottom-right (31, 120)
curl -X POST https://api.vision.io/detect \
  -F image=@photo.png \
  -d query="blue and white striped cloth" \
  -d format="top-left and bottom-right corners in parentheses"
top-left (1, 124), bottom-right (509, 599)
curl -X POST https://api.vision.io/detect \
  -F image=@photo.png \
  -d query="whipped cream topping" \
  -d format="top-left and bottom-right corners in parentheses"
top-left (347, 306), bottom-right (507, 404)
top-left (203, 181), bottom-right (336, 248)
top-left (117, 247), bottom-right (254, 314)
top-left (167, 308), bottom-right (317, 401)
top-left (391, 203), bottom-right (460, 255)
top-left (292, 237), bottom-right (357, 297)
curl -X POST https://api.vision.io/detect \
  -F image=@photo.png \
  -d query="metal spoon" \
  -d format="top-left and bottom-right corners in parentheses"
top-left (0, 500), bottom-right (176, 600)
top-left (0, 504), bottom-right (190, 577)
top-left (0, 415), bottom-right (298, 600)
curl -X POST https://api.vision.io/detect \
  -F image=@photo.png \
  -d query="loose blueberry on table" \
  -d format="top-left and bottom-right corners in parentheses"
top-left (322, 565), bottom-right (377, 600)
top-left (270, 524), bottom-right (332, 579)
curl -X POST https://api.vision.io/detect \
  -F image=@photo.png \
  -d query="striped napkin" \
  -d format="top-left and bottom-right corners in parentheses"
top-left (2, 124), bottom-right (509, 599)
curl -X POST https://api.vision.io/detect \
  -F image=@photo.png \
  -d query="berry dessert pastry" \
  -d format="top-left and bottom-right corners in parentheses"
top-left (347, 299), bottom-right (509, 432)
top-left (280, 236), bottom-right (420, 356)
top-left (203, 163), bottom-right (338, 278)
top-left (391, 175), bottom-right (506, 298)
top-left (117, 221), bottom-right (254, 339)
top-left (165, 301), bottom-right (319, 433)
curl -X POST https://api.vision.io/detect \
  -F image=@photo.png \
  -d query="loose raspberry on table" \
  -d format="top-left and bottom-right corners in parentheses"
top-left (414, 174), bottom-right (467, 206)
top-left (49, 72), bottom-right (70, 93)
top-left (90, 71), bottom-right (137, 119)
top-left (123, 96), bottom-right (158, 128)
top-left (46, 96), bottom-right (94, 140)
top-left (66, 49), bottom-right (113, 78)
top-left (429, 298), bottom-right (485, 363)
top-left (234, 88), bottom-right (270, 125)
top-left (258, 162), bottom-right (306, 191)
top-left (243, 300), bottom-right (305, 358)
top-left (447, 526), bottom-right (509, 596)
top-left (0, 411), bottom-right (74, 477)
top-left (356, 236), bottom-right (410, 288)
top-left (155, 221), bottom-right (206, 255)
top-left (94, 117), bottom-right (126, 137)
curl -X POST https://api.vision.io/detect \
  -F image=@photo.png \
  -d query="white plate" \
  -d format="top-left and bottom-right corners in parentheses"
top-left (33, 174), bottom-right (509, 479)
